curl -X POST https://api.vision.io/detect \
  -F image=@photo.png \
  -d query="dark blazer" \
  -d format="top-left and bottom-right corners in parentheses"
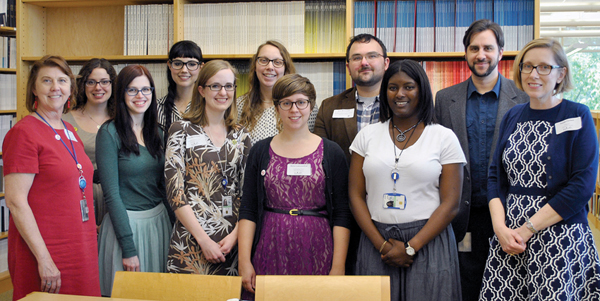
top-left (434, 74), bottom-right (529, 242)
top-left (313, 87), bottom-right (358, 163)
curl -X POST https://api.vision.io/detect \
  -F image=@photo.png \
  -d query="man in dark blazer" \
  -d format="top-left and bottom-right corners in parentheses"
top-left (434, 19), bottom-right (528, 301)
top-left (314, 34), bottom-right (389, 274)
top-left (314, 34), bottom-right (390, 163)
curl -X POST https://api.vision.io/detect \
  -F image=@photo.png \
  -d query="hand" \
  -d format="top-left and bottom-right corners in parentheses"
top-left (123, 256), bottom-right (140, 272)
top-left (494, 224), bottom-right (526, 255)
top-left (199, 238), bottom-right (226, 264)
top-left (38, 257), bottom-right (61, 294)
top-left (515, 226), bottom-right (534, 246)
top-left (381, 238), bottom-right (414, 268)
top-left (239, 260), bottom-right (256, 293)
top-left (218, 232), bottom-right (238, 256)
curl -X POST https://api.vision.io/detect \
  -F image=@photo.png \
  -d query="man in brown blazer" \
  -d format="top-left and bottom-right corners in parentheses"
top-left (314, 33), bottom-right (389, 274)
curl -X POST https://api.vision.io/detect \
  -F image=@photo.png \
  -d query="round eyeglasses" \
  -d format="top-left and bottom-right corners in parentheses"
top-left (277, 99), bottom-right (310, 111)
top-left (170, 60), bottom-right (201, 71)
top-left (257, 57), bottom-right (285, 68)
top-left (126, 86), bottom-right (154, 96)
top-left (85, 79), bottom-right (112, 87)
top-left (519, 63), bottom-right (562, 75)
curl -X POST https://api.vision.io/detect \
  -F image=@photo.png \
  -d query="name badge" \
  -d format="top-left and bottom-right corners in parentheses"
top-left (332, 109), bottom-right (354, 119)
top-left (222, 195), bottom-right (233, 217)
top-left (555, 117), bottom-right (582, 135)
top-left (287, 164), bottom-right (312, 176)
top-left (186, 134), bottom-right (208, 148)
top-left (64, 129), bottom-right (78, 142)
top-left (383, 193), bottom-right (407, 210)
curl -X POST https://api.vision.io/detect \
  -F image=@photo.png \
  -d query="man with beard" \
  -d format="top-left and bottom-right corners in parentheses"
top-left (434, 19), bottom-right (528, 301)
top-left (314, 33), bottom-right (389, 274)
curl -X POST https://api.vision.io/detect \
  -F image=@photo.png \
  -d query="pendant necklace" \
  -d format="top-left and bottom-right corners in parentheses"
top-left (85, 110), bottom-right (104, 129)
top-left (204, 125), bottom-right (229, 190)
top-left (392, 121), bottom-right (420, 142)
top-left (390, 120), bottom-right (421, 190)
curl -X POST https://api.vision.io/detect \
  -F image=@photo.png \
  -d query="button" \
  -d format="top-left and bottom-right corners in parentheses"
top-left (549, 175), bottom-right (553, 180)
top-left (547, 156), bottom-right (551, 160)
top-left (465, 201), bottom-right (470, 205)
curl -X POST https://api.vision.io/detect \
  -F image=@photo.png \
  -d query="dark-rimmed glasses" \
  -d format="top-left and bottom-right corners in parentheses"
top-left (85, 79), bottom-right (112, 87)
top-left (204, 83), bottom-right (237, 91)
top-left (257, 57), bottom-right (285, 68)
top-left (126, 87), bottom-right (154, 96)
top-left (519, 63), bottom-right (562, 75)
top-left (170, 60), bottom-right (201, 71)
top-left (278, 100), bottom-right (310, 111)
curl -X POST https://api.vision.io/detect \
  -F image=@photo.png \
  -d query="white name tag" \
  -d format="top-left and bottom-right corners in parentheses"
top-left (186, 134), bottom-right (208, 148)
top-left (555, 117), bottom-right (582, 135)
top-left (332, 109), bottom-right (354, 119)
top-left (287, 164), bottom-right (312, 176)
top-left (64, 129), bottom-right (78, 142)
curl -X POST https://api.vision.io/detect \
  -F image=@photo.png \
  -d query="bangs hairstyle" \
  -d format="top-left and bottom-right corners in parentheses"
top-left (272, 74), bottom-right (317, 111)
top-left (26, 55), bottom-right (77, 113)
top-left (379, 60), bottom-right (435, 125)
top-left (184, 60), bottom-right (239, 129)
top-left (114, 65), bottom-right (163, 158)
top-left (512, 38), bottom-right (574, 95)
top-left (239, 40), bottom-right (295, 131)
top-left (75, 58), bottom-right (118, 117)
top-left (163, 40), bottom-right (203, 135)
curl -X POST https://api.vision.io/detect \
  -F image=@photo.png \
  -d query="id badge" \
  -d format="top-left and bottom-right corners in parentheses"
top-left (383, 193), bottom-right (406, 210)
top-left (287, 164), bottom-right (311, 176)
top-left (80, 199), bottom-right (89, 222)
top-left (222, 195), bottom-right (233, 217)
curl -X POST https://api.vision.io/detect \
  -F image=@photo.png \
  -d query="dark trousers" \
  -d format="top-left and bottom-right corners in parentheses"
top-left (459, 205), bottom-right (494, 301)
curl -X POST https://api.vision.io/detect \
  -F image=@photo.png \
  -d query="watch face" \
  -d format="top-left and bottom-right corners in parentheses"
top-left (406, 247), bottom-right (415, 256)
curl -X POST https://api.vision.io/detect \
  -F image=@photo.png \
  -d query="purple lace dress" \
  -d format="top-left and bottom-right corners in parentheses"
top-left (252, 141), bottom-right (333, 275)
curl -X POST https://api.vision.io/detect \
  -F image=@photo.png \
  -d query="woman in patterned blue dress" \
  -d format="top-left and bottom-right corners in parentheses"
top-left (480, 38), bottom-right (600, 300)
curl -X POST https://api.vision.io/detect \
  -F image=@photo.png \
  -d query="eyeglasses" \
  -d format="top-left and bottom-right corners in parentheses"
top-left (257, 57), bottom-right (285, 68)
top-left (519, 63), bottom-right (562, 75)
top-left (277, 99), bottom-right (310, 111)
top-left (204, 83), bottom-right (237, 91)
top-left (349, 53), bottom-right (384, 63)
top-left (170, 60), bottom-right (201, 71)
top-left (85, 79), bottom-right (112, 87)
top-left (126, 86), bottom-right (154, 96)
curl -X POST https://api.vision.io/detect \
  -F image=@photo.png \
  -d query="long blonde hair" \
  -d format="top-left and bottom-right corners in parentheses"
top-left (238, 40), bottom-right (295, 131)
top-left (184, 60), bottom-right (238, 129)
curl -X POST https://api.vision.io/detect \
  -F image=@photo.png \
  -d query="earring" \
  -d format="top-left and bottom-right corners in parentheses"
top-left (67, 98), bottom-right (71, 108)
top-left (34, 97), bottom-right (38, 109)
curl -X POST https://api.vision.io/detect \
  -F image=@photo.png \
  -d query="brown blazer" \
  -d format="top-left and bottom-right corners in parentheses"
top-left (313, 87), bottom-right (358, 163)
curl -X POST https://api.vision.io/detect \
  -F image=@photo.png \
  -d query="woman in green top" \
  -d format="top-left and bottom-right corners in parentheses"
top-left (95, 65), bottom-right (171, 296)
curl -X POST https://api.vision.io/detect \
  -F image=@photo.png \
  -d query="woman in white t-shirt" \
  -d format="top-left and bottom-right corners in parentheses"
top-left (349, 60), bottom-right (465, 301)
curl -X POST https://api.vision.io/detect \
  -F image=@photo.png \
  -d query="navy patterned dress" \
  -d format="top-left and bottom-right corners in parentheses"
top-left (480, 106), bottom-right (600, 300)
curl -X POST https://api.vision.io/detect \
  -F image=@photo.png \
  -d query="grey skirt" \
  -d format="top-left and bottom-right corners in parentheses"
top-left (356, 219), bottom-right (461, 301)
top-left (98, 203), bottom-right (171, 296)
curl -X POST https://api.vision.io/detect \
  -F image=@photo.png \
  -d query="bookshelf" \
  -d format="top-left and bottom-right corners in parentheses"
top-left (15, 0), bottom-right (542, 118)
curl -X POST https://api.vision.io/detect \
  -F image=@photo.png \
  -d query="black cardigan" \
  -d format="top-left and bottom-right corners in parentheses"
top-left (239, 136), bottom-right (352, 255)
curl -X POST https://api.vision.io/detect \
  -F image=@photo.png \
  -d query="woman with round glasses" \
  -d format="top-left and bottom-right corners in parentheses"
top-left (63, 58), bottom-right (117, 227)
top-left (237, 40), bottom-right (319, 145)
top-left (157, 41), bottom-right (203, 136)
top-left (239, 74), bottom-right (351, 298)
top-left (480, 38), bottom-right (600, 300)
top-left (96, 65), bottom-right (171, 296)
top-left (164, 60), bottom-right (250, 275)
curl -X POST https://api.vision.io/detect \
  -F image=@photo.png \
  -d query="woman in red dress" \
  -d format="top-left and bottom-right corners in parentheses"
top-left (3, 55), bottom-right (100, 300)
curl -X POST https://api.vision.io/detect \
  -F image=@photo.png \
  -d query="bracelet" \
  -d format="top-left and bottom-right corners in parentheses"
top-left (525, 218), bottom-right (539, 234)
top-left (379, 240), bottom-right (388, 253)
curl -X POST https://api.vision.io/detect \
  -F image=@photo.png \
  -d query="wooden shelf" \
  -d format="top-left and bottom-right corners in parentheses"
top-left (0, 232), bottom-right (6, 240)
top-left (387, 51), bottom-right (520, 59)
top-left (22, 53), bottom-right (348, 62)
top-left (0, 68), bottom-right (16, 73)
top-left (0, 110), bottom-right (16, 114)
top-left (0, 26), bottom-right (16, 36)
top-left (22, 0), bottom-right (169, 7)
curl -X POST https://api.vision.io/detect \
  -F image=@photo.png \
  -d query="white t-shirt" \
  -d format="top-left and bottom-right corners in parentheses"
top-left (350, 121), bottom-right (466, 224)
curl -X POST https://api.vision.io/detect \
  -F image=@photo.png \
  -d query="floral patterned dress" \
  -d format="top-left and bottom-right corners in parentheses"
top-left (165, 120), bottom-right (251, 275)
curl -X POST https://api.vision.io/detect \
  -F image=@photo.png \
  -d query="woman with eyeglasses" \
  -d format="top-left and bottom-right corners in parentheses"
top-left (238, 74), bottom-right (352, 298)
top-left (157, 41), bottom-right (203, 136)
top-left (96, 65), bottom-right (171, 296)
top-left (164, 60), bottom-right (251, 275)
top-left (480, 38), bottom-right (600, 300)
top-left (237, 40), bottom-right (318, 145)
top-left (62, 58), bottom-right (117, 227)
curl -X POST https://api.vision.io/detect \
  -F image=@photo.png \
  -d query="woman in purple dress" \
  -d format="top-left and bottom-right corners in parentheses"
top-left (238, 74), bottom-right (352, 298)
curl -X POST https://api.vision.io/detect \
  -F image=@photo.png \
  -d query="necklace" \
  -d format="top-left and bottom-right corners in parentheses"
top-left (84, 109), bottom-right (105, 129)
top-left (392, 121), bottom-right (420, 142)
top-left (204, 125), bottom-right (229, 190)
top-left (390, 120), bottom-right (421, 189)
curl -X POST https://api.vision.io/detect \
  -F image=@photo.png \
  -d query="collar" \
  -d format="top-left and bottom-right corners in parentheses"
top-left (355, 89), bottom-right (379, 104)
top-left (467, 74), bottom-right (502, 99)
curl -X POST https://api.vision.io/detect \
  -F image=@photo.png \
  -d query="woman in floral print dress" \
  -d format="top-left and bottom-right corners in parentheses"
top-left (164, 60), bottom-right (251, 274)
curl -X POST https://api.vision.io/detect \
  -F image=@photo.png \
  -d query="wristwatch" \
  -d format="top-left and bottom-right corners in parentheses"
top-left (405, 242), bottom-right (415, 256)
